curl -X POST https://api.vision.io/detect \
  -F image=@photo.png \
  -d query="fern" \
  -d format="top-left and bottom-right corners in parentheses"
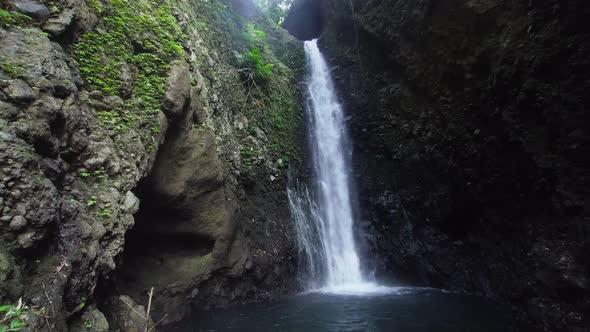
top-left (238, 24), bottom-right (274, 81)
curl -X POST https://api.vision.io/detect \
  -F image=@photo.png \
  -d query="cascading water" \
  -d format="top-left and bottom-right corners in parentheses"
top-left (290, 39), bottom-right (388, 294)
top-left (169, 39), bottom-right (521, 332)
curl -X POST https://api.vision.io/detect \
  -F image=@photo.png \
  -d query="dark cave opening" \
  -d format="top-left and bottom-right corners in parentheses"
top-left (113, 171), bottom-right (217, 293)
top-left (94, 103), bottom-right (222, 318)
top-left (121, 181), bottom-right (216, 258)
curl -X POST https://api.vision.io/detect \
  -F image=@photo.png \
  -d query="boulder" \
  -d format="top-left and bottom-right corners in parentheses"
top-left (7, 0), bottom-right (50, 23)
top-left (104, 295), bottom-right (154, 332)
top-left (68, 306), bottom-right (109, 332)
top-left (122, 191), bottom-right (139, 214)
top-left (162, 60), bottom-right (191, 119)
top-left (42, 9), bottom-right (74, 36)
top-left (0, 29), bottom-right (77, 97)
top-left (9, 215), bottom-right (27, 231)
top-left (3, 79), bottom-right (37, 103)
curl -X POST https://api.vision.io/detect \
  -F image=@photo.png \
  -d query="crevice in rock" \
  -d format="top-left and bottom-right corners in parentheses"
top-left (48, 111), bottom-right (66, 138)
top-left (96, 73), bottom-right (239, 323)
top-left (115, 176), bottom-right (217, 291)
top-left (110, 112), bottom-right (214, 290)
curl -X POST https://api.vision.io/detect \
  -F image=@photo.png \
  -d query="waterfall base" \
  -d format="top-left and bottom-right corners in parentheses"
top-left (164, 289), bottom-right (527, 331)
top-left (311, 283), bottom-right (411, 296)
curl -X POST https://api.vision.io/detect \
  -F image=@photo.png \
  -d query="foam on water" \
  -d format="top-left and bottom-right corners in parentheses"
top-left (315, 284), bottom-right (414, 296)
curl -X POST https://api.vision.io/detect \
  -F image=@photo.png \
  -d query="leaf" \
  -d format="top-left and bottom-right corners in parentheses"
top-left (10, 319), bottom-right (25, 329)
top-left (0, 305), bottom-right (11, 312)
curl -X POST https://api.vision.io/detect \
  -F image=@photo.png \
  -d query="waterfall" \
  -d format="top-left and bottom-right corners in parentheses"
top-left (290, 39), bottom-right (388, 293)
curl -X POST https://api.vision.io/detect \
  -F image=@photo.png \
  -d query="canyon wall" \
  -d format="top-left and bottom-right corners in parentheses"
top-left (0, 0), bottom-right (304, 329)
top-left (286, 0), bottom-right (589, 330)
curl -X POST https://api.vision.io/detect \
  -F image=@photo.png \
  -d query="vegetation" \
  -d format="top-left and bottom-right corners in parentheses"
top-left (234, 21), bottom-right (303, 169)
top-left (96, 208), bottom-right (113, 218)
top-left (78, 169), bottom-right (113, 218)
top-left (237, 23), bottom-right (274, 83)
top-left (0, 299), bottom-right (44, 332)
top-left (240, 47), bottom-right (274, 81)
top-left (0, 8), bottom-right (31, 28)
top-left (186, 0), bottom-right (304, 171)
top-left (243, 66), bottom-right (304, 169)
top-left (86, 196), bottom-right (97, 207)
top-left (80, 169), bottom-right (107, 179)
top-left (255, 0), bottom-right (293, 25)
top-left (86, 0), bottom-right (103, 14)
top-left (0, 56), bottom-right (26, 79)
top-left (69, 0), bottom-right (306, 173)
top-left (73, 0), bottom-right (185, 137)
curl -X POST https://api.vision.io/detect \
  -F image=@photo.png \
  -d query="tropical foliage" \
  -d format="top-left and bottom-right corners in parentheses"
top-left (255, 0), bottom-right (293, 25)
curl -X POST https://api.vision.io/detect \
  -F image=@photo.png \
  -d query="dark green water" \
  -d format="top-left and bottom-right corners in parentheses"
top-left (164, 288), bottom-right (526, 332)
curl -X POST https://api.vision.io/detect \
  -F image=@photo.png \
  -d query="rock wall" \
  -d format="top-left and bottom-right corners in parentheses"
top-left (286, 0), bottom-right (589, 330)
top-left (0, 0), bottom-right (305, 330)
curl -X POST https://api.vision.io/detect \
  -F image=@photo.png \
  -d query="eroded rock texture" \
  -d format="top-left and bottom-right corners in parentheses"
top-left (286, 0), bottom-right (590, 330)
top-left (1, 0), bottom-right (304, 329)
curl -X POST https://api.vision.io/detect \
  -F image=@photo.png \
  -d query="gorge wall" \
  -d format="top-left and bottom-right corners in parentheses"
top-left (0, 0), bottom-right (305, 330)
top-left (286, 0), bottom-right (589, 331)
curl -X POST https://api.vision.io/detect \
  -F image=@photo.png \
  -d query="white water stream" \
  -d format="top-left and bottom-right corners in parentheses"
top-left (290, 39), bottom-right (391, 294)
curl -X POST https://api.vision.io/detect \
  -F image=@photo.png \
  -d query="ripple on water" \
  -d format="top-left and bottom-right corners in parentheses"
top-left (164, 286), bottom-right (525, 332)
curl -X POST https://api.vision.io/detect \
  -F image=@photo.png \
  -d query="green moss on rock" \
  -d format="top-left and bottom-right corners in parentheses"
top-left (73, 0), bottom-right (185, 136)
top-left (0, 56), bottom-right (27, 78)
top-left (0, 8), bottom-right (32, 28)
top-left (175, 0), bottom-right (305, 171)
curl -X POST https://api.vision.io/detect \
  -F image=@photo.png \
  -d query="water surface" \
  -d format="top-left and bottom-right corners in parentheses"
top-left (165, 288), bottom-right (522, 332)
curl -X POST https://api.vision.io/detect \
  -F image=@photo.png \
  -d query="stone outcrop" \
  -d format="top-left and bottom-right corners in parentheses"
top-left (1, 0), bottom-right (305, 329)
top-left (286, 0), bottom-right (589, 330)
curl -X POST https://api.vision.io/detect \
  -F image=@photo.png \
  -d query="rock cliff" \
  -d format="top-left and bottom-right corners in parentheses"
top-left (0, 0), bottom-right (305, 329)
top-left (286, 0), bottom-right (589, 330)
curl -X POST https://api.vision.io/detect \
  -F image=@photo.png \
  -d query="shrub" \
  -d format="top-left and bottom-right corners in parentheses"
top-left (0, 299), bottom-right (37, 332)
top-left (237, 23), bottom-right (274, 82)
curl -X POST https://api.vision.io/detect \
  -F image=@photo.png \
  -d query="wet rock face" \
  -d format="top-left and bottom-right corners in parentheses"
top-left (306, 0), bottom-right (590, 330)
top-left (0, 19), bottom-right (158, 332)
top-left (1, 0), bottom-right (304, 329)
top-left (101, 295), bottom-right (153, 332)
top-left (162, 60), bottom-right (191, 119)
top-left (115, 73), bottom-right (245, 320)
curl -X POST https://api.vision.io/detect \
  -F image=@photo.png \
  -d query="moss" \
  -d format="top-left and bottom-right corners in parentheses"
top-left (96, 208), bottom-right (113, 218)
top-left (73, 0), bottom-right (185, 140)
top-left (180, 0), bottom-right (304, 170)
top-left (0, 8), bottom-right (32, 28)
top-left (242, 63), bottom-right (304, 168)
top-left (240, 146), bottom-right (257, 167)
top-left (86, 0), bottom-right (103, 14)
top-left (0, 56), bottom-right (27, 78)
top-left (239, 22), bottom-right (305, 169)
